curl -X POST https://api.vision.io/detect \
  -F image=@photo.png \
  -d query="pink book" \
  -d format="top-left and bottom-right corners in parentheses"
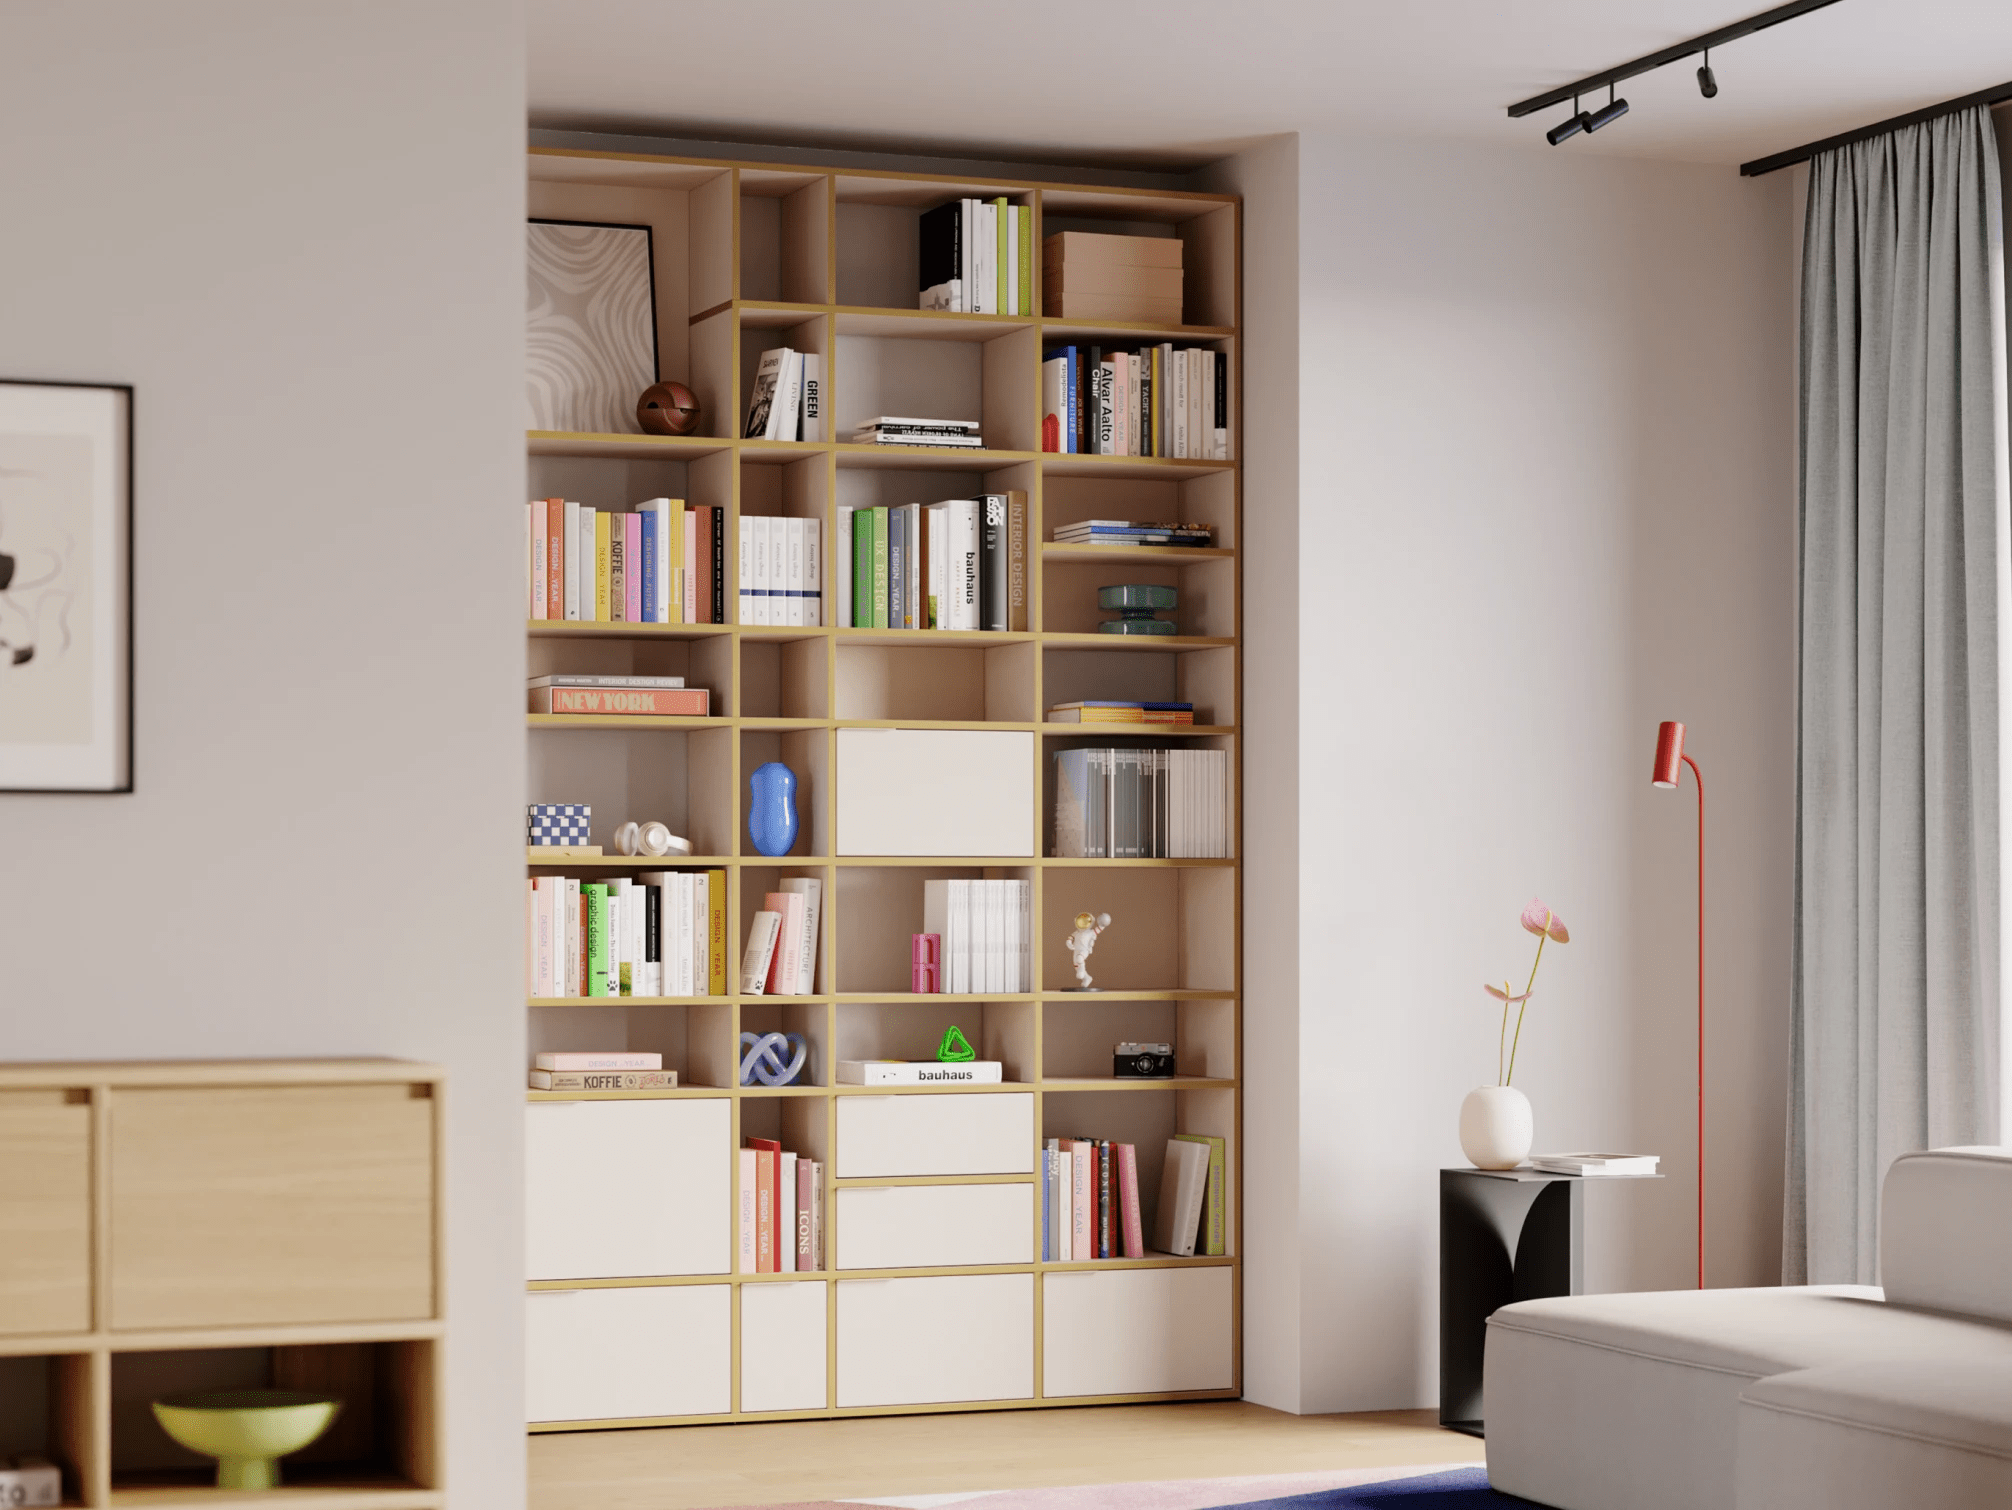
top-left (684, 511), bottom-right (699, 627)
top-left (762, 892), bottom-right (805, 996)
top-left (534, 1051), bottom-right (663, 1070)
top-left (737, 1149), bottom-right (758, 1273)
top-left (623, 512), bottom-right (643, 622)
top-left (1118, 1142), bottom-right (1144, 1258)
top-left (796, 1157), bottom-right (816, 1270)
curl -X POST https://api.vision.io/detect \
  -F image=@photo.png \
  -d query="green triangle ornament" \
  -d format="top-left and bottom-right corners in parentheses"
top-left (936, 1025), bottom-right (976, 1062)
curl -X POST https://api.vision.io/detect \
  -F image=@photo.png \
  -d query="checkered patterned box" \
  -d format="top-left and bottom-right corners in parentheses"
top-left (527, 803), bottom-right (590, 846)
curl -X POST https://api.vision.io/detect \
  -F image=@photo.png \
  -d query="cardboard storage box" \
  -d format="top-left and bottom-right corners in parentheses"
top-left (1043, 232), bottom-right (1185, 322)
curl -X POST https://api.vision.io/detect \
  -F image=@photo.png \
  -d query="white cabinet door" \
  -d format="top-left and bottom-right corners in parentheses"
top-left (837, 1273), bottom-right (1032, 1406)
top-left (836, 1183), bottom-right (1032, 1269)
top-left (526, 1284), bottom-right (730, 1422)
top-left (525, 1099), bottom-right (730, 1279)
top-left (836, 729), bottom-right (1035, 855)
top-left (835, 1093), bottom-right (1033, 1177)
top-left (740, 1280), bottom-right (828, 1412)
top-left (1041, 1266), bottom-right (1233, 1397)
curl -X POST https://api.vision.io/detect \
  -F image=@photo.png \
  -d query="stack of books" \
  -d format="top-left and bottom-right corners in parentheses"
top-left (838, 1059), bottom-right (1005, 1085)
top-left (921, 879), bottom-right (1032, 993)
top-left (734, 515), bottom-right (822, 626)
top-left (740, 1139), bottom-right (823, 1273)
top-left (529, 1051), bottom-right (679, 1092)
top-left (526, 871), bottom-right (728, 998)
top-left (527, 496), bottom-right (728, 623)
top-left (737, 879), bottom-right (823, 997)
top-left (529, 673), bottom-right (709, 717)
top-left (851, 416), bottom-right (982, 448)
top-left (1041, 345), bottom-right (1229, 459)
top-left (742, 348), bottom-right (823, 442)
top-left (1041, 1133), bottom-right (1226, 1260)
top-left (1052, 518), bottom-right (1214, 548)
top-left (1046, 700), bottom-right (1195, 725)
top-left (1053, 748), bottom-right (1232, 859)
top-left (836, 494), bottom-right (1028, 631)
top-left (1042, 231), bottom-right (1183, 324)
top-left (918, 197), bottom-right (1033, 315)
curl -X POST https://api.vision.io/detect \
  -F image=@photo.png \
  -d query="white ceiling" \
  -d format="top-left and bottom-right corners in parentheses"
top-left (527, 0), bottom-right (2011, 173)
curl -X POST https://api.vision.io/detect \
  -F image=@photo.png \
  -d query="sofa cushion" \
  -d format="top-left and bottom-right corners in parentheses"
top-left (1880, 1147), bottom-right (2012, 1325)
top-left (1484, 1287), bottom-right (2012, 1510)
top-left (1736, 1360), bottom-right (2012, 1509)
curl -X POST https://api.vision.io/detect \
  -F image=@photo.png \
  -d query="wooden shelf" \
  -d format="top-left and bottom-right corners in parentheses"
top-left (524, 143), bottom-right (1242, 1431)
top-left (107, 1480), bottom-right (439, 1509)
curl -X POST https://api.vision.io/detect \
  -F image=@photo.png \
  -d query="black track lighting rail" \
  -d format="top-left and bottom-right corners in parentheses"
top-left (1505, 0), bottom-right (1845, 120)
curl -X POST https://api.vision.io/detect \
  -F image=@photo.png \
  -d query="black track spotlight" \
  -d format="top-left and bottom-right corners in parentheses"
top-left (1584, 85), bottom-right (1630, 133)
top-left (1547, 95), bottom-right (1593, 145)
top-left (1697, 47), bottom-right (1719, 98)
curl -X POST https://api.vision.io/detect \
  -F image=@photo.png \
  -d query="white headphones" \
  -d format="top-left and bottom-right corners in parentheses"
top-left (612, 820), bottom-right (692, 857)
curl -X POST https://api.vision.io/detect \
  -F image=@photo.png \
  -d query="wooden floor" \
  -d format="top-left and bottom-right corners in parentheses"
top-left (528, 1402), bottom-right (1486, 1510)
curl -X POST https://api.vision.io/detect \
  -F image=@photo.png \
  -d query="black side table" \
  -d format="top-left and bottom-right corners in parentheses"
top-left (1439, 1166), bottom-right (1656, 1437)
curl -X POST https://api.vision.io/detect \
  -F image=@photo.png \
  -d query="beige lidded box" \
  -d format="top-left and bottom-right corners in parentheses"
top-left (1042, 231), bottom-right (1186, 322)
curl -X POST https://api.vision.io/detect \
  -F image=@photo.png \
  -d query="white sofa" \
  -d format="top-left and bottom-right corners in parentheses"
top-left (1483, 1147), bottom-right (2012, 1510)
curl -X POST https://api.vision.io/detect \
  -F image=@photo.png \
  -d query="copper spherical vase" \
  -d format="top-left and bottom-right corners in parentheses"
top-left (638, 382), bottom-right (701, 436)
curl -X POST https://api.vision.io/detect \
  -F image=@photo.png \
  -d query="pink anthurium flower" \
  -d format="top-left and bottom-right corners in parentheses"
top-left (1520, 898), bottom-right (1570, 943)
top-left (1484, 984), bottom-right (1532, 1003)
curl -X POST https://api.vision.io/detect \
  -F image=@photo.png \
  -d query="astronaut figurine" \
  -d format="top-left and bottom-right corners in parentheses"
top-left (1066, 911), bottom-right (1112, 990)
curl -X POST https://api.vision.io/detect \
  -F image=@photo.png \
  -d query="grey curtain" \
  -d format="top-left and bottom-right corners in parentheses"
top-left (1788, 105), bottom-right (2011, 1285)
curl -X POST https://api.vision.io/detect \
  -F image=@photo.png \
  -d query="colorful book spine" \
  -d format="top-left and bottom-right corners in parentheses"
top-left (583, 884), bottom-right (608, 998)
top-left (1118, 1142), bottom-right (1144, 1258)
top-left (1172, 1132), bottom-right (1227, 1255)
top-left (737, 1149), bottom-right (758, 1273)
top-left (529, 686), bottom-right (710, 716)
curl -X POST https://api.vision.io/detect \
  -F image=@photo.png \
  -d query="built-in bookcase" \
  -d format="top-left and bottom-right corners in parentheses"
top-left (524, 146), bottom-right (1240, 1430)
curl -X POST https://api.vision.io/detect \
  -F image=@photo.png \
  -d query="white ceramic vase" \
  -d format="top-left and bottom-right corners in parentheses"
top-left (1460, 1085), bottom-right (1533, 1170)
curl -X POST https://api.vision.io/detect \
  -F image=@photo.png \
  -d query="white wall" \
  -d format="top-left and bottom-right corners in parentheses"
top-left (1216, 133), bottom-right (1799, 1411)
top-left (0, 3), bottom-right (527, 1501)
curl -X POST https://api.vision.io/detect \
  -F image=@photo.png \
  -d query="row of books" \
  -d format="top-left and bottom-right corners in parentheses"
top-left (1046, 699), bottom-right (1196, 725)
top-left (1042, 1133), bottom-right (1226, 1261)
top-left (528, 1051), bottom-right (678, 1092)
top-left (853, 416), bottom-right (983, 449)
top-left (739, 1139), bottom-right (824, 1273)
top-left (526, 498), bottom-right (729, 624)
top-left (526, 873), bottom-right (728, 999)
top-left (922, 879), bottom-right (1033, 994)
top-left (919, 197), bottom-right (1034, 315)
top-left (1054, 749), bottom-right (1234, 859)
top-left (1041, 346), bottom-right (1230, 459)
top-left (737, 879), bottom-right (825, 997)
top-left (528, 673), bottom-right (709, 717)
top-left (742, 348), bottom-right (825, 442)
top-left (737, 515), bottom-right (823, 626)
top-left (835, 494), bottom-right (1028, 631)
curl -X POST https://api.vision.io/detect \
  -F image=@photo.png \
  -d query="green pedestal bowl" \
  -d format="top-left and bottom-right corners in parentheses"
top-left (151, 1389), bottom-right (342, 1491)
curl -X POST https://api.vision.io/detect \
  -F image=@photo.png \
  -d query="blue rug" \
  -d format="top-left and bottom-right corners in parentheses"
top-left (1235, 1467), bottom-right (1539, 1507)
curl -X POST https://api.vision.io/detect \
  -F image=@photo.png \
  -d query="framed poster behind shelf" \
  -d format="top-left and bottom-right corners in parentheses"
top-left (526, 219), bottom-right (659, 435)
top-left (0, 379), bottom-right (132, 793)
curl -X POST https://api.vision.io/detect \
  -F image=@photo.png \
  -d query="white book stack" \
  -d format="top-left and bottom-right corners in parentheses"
top-left (1053, 749), bottom-right (1231, 859)
top-left (736, 515), bottom-right (821, 626)
top-left (922, 879), bottom-right (1032, 993)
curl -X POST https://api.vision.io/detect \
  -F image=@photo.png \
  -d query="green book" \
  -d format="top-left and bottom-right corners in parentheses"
top-left (871, 505), bottom-right (890, 629)
top-left (852, 508), bottom-right (874, 627)
top-left (994, 196), bottom-right (1010, 313)
top-left (1171, 1133), bottom-right (1226, 1255)
top-left (583, 883), bottom-right (608, 998)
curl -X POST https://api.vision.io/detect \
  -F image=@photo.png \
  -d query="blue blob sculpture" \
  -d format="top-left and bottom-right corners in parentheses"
top-left (740, 1031), bottom-right (808, 1087)
top-left (748, 761), bottom-right (799, 857)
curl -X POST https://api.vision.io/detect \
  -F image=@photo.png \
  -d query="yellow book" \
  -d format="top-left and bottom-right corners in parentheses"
top-left (668, 498), bottom-right (686, 624)
top-left (594, 511), bottom-right (611, 621)
top-left (707, 870), bottom-right (728, 995)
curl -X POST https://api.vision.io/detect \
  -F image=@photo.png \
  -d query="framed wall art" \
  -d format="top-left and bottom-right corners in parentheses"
top-left (525, 219), bottom-right (659, 435)
top-left (0, 380), bottom-right (133, 792)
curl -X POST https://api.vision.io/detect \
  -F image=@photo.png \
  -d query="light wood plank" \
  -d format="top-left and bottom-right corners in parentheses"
top-left (0, 1095), bottom-right (92, 1335)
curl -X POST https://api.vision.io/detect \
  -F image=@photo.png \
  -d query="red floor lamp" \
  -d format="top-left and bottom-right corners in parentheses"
top-left (1651, 719), bottom-right (1705, 1290)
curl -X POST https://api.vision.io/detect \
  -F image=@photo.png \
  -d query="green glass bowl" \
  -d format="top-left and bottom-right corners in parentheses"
top-left (151, 1389), bottom-right (342, 1491)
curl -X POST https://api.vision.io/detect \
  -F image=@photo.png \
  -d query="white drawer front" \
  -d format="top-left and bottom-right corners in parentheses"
top-left (740, 1280), bottom-right (829, 1413)
top-left (835, 1093), bottom-right (1033, 1177)
top-left (526, 1099), bottom-right (731, 1279)
top-left (836, 1182), bottom-right (1032, 1270)
top-left (1042, 1266), bottom-right (1233, 1397)
top-left (836, 728), bottom-right (1035, 856)
top-left (837, 1273), bottom-right (1032, 1406)
top-left (526, 1284), bottom-right (730, 1422)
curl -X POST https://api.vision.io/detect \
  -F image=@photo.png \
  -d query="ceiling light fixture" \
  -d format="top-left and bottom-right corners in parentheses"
top-left (1509, 0), bottom-right (1841, 145)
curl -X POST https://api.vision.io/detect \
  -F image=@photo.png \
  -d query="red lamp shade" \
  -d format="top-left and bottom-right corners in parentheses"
top-left (1652, 720), bottom-right (1687, 788)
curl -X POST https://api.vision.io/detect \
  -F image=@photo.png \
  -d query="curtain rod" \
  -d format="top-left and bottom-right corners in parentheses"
top-left (1741, 78), bottom-right (2012, 175)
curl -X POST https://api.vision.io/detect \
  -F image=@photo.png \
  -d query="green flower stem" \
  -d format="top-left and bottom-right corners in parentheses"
top-left (1497, 982), bottom-right (1512, 1086)
top-left (1505, 922), bottom-right (1551, 1087)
